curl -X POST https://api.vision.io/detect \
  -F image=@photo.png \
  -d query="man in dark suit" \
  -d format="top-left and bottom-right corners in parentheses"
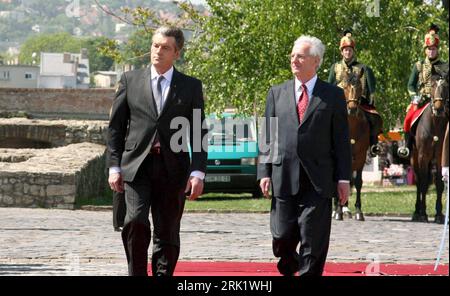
top-left (112, 191), bottom-right (126, 231)
top-left (258, 35), bottom-right (351, 276)
top-left (106, 148), bottom-right (126, 232)
top-left (107, 26), bottom-right (207, 276)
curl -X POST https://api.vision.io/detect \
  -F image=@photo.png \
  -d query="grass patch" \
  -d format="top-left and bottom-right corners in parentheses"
top-left (76, 189), bottom-right (113, 208)
top-left (346, 188), bottom-right (445, 215)
top-left (185, 193), bottom-right (271, 212)
top-left (185, 186), bottom-right (446, 215)
top-left (77, 186), bottom-right (447, 216)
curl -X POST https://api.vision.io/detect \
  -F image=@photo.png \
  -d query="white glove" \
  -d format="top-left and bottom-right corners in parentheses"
top-left (411, 95), bottom-right (421, 105)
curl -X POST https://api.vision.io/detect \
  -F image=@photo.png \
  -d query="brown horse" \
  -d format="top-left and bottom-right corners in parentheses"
top-left (411, 68), bottom-right (449, 224)
top-left (333, 70), bottom-right (370, 221)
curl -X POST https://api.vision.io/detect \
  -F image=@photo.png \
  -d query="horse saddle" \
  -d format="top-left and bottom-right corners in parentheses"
top-left (407, 102), bottom-right (430, 132)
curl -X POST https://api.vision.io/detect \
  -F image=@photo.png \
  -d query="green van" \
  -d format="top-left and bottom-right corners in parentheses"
top-left (203, 113), bottom-right (261, 197)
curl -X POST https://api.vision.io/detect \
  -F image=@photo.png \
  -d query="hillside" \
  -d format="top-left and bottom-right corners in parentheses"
top-left (0, 0), bottom-right (203, 51)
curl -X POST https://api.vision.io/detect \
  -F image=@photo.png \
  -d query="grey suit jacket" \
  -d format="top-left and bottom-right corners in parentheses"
top-left (107, 67), bottom-right (207, 186)
top-left (257, 78), bottom-right (351, 198)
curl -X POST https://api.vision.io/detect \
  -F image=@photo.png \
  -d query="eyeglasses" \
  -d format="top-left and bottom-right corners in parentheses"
top-left (290, 54), bottom-right (310, 61)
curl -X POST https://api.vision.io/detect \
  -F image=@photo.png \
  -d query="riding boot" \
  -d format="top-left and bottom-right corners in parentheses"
top-left (407, 133), bottom-right (414, 154)
top-left (366, 113), bottom-right (382, 157)
top-left (369, 134), bottom-right (381, 157)
top-left (398, 132), bottom-right (412, 158)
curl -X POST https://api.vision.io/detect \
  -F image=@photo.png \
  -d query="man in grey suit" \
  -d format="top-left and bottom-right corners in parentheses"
top-left (258, 35), bottom-right (351, 276)
top-left (107, 26), bottom-right (207, 276)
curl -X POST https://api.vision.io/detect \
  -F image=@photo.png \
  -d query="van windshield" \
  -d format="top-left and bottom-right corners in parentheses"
top-left (206, 117), bottom-right (256, 144)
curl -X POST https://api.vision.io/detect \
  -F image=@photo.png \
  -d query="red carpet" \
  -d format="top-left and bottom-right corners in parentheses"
top-left (149, 261), bottom-right (449, 276)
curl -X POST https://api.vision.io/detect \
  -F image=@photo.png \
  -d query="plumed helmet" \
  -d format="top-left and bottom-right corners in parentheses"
top-left (423, 23), bottom-right (440, 48)
top-left (339, 29), bottom-right (355, 50)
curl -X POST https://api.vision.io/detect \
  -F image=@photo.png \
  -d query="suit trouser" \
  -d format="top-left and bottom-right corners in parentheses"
top-left (122, 154), bottom-right (186, 276)
top-left (270, 177), bottom-right (332, 276)
top-left (113, 191), bottom-right (126, 229)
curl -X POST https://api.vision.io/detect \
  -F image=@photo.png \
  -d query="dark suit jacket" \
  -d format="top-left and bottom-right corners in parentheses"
top-left (257, 78), bottom-right (351, 198)
top-left (107, 67), bottom-right (207, 187)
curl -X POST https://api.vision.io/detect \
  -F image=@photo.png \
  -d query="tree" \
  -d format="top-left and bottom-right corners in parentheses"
top-left (84, 37), bottom-right (115, 72)
top-left (127, 30), bottom-right (153, 68)
top-left (96, 4), bottom-right (175, 68)
top-left (18, 32), bottom-right (117, 73)
top-left (18, 32), bottom-right (84, 65)
top-left (178, 0), bottom-right (448, 129)
top-left (94, 0), bottom-right (447, 129)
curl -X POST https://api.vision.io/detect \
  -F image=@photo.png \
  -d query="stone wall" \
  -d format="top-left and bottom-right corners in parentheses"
top-left (0, 143), bottom-right (107, 209)
top-left (0, 172), bottom-right (76, 209)
top-left (0, 88), bottom-right (115, 120)
top-left (0, 118), bottom-right (108, 147)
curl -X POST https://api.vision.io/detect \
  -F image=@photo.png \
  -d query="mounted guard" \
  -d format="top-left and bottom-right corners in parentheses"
top-left (328, 30), bottom-right (383, 158)
top-left (398, 24), bottom-right (448, 158)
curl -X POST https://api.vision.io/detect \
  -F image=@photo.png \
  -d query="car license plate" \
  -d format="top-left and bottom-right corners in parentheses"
top-left (205, 175), bottom-right (231, 183)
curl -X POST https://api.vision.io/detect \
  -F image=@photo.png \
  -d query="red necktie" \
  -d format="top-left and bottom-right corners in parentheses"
top-left (297, 84), bottom-right (308, 123)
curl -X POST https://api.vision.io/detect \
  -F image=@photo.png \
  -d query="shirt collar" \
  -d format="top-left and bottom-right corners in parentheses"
top-left (295, 74), bottom-right (318, 93)
top-left (151, 65), bottom-right (174, 83)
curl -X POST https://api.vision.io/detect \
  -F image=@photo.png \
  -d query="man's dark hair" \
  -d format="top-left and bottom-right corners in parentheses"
top-left (154, 26), bottom-right (185, 51)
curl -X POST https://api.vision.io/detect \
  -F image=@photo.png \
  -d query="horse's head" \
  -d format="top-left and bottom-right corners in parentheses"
top-left (342, 70), bottom-right (364, 115)
top-left (431, 65), bottom-right (449, 117)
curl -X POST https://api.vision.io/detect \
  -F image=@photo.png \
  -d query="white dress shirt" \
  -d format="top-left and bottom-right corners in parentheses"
top-left (294, 74), bottom-right (317, 105)
top-left (110, 65), bottom-right (205, 180)
top-left (294, 75), bottom-right (349, 184)
top-left (151, 64), bottom-right (173, 111)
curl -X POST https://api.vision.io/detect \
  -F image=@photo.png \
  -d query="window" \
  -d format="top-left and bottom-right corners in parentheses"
top-left (206, 117), bottom-right (257, 143)
top-left (0, 71), bottom-right (10, 80)
top-left (25, 73), bottom-right (33, 79)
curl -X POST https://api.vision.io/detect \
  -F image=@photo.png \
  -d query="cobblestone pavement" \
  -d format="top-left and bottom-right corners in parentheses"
top-left (0, 208), bottom-right (447, 275)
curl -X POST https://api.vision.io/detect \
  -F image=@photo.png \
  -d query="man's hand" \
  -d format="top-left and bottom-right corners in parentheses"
top-left (259, 177), bottom-right (271, 199)
top-left (109, 172), bottom-right (124, 193)
top-left (442, 167), bottom-right (449, 182)
top-left (185, 176), bottom-right (204, 201)
top-left (337, 182), bottom-right (350, 206)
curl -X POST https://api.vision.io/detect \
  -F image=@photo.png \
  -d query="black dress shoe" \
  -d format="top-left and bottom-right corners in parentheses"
top-left (114, 227), bottom-right (123, 232)
top-left (277, 255), bottom-right (299, 276)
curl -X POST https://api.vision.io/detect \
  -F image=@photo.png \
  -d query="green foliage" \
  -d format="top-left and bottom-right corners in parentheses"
top-left (18, 32), bottom-right (83, 65)
top-left (98, 38), bottom-right (124, 65)
top-left (179, 0), bottom-right (448, 129)
top-left (97, 5), bottom-right (178, 69)
top-left (121, 29), bottom-right (153, 69)
top-left (18, 33), bottom-right (115, 72)
top-left (83, 37), bottom-right (115, 72)
top-left (98, 28), bottom-right (153, 69)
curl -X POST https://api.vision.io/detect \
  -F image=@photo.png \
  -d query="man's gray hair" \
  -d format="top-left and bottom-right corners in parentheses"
top-left (154, 26), bottom-right (185, 51)
top-left (294, 35), bottom-right (326, 68)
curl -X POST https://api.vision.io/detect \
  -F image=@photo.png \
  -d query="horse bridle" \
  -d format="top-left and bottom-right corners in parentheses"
top-left (431, 77), bottom-right (448, 117)
top-left (345, 73), bottom-right (362, 106)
